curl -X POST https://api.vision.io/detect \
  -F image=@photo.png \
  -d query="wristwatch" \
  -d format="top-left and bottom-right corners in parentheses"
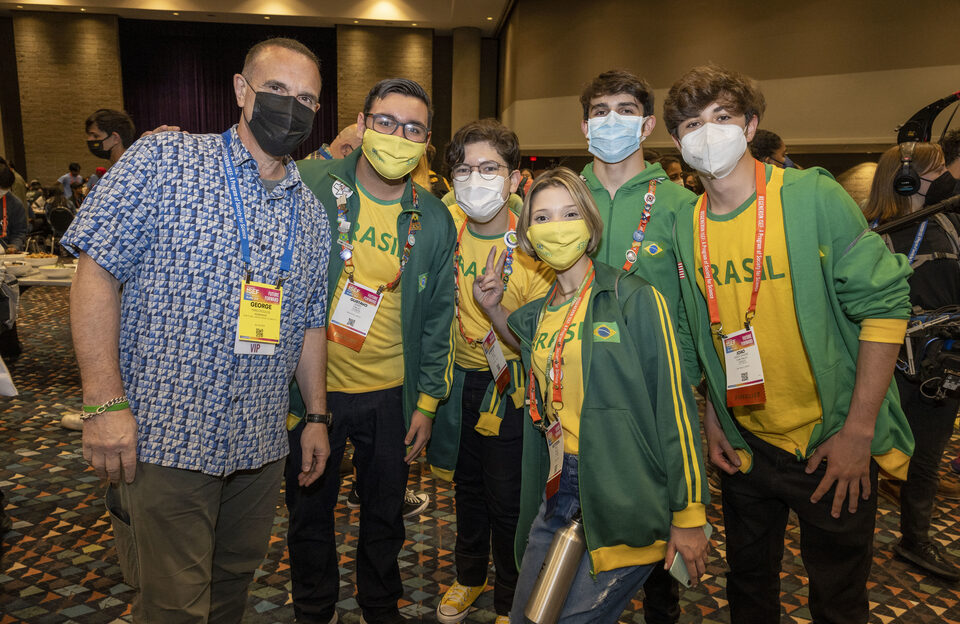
top-left (304, 411), bottom-right (333, 427)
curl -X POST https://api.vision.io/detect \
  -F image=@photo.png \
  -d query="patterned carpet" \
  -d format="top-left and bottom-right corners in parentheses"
top-left (3, 287), bottom-right (960, 623)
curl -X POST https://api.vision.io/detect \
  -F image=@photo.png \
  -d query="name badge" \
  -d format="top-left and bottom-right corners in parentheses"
top-left (235, 280), bottom-right (282, 356)
top-left (723, 328), bottom-right (766, 406)
top-left (327, 280), bottom-right (382, 352)
top-left (482, 328), bottom-right (511, 394)
top-left (545, 419), bottom-right (564, 500)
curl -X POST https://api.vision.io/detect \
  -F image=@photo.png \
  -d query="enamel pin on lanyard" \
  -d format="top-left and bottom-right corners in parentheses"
top-left (223, 131), bottom-right (297, 356)
top-left (698, 161), bottom-right (768, 406)
top-left (328, 182), bottom-right (421, 352)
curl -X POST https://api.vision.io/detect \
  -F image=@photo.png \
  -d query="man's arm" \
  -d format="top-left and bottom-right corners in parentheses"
top-left (807, 340), bottom-right (900, 517)
top-left (4, 196), bottom-right (28, 252)
top-left (71, 252), bottom-right (138, 484)
top-left (294, 328), bottom-right (330, 487)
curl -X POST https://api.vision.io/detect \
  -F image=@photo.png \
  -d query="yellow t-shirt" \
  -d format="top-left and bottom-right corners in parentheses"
top-left (694, 166), bottom-right (823, 457)
top-left (451, 206), bottom-right (554, 370)
top-left (327, 184), bottom-right (405, 393)
top-left (531, 283), bottom-right (591, 455)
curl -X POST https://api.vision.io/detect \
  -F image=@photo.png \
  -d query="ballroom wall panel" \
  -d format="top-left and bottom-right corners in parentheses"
top-left (499, 0), bottom-right (960, 153)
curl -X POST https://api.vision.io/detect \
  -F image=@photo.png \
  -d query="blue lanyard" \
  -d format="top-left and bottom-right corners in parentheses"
top-left (222, 130), bottom-right (298, 285)
top-left (907, 219), bottom-right (928, 264)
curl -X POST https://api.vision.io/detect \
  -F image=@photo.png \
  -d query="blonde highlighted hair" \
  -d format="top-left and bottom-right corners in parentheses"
top-left (516, 167), bottom-right (603, 259)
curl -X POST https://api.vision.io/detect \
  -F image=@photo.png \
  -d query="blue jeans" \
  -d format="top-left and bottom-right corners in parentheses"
top-left (510, 454), bottom-right (655, 624)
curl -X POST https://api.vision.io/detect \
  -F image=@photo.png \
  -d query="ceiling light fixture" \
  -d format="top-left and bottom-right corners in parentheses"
top-left (411, 23), bottom-right (417, 26)
top-left (263, 15), bottom-right (270, 19)
top-left (486, 16), bottom-right (493, 20)
top-left (80, 7), bottom-right (86, 11)
top-left (353, 19), bottom-right (359, 23)
top-left (172, 11), bottom-right (179, 15)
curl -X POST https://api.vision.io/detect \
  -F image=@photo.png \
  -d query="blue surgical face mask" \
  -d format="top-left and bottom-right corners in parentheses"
top-left (586, 111), bottom-right (647, 163)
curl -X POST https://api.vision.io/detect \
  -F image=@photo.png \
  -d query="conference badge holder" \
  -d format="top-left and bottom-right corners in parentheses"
top-left (327, 280), bottom-right (383, 352)
top-left (482, 328), bottom-right (511, 394)
top-left (235, 281), bottom-right (282, 356)
top-left (723, 327), bottom-right (766, 406)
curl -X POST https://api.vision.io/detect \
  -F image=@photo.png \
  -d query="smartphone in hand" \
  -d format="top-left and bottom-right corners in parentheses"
top-left (668, 523), bottom-right (713, 587)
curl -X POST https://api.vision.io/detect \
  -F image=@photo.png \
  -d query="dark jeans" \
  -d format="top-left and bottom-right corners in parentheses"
top-left (454, 370), bottom-right (523, 615)
top-left (896, 371), bottom-right (959, 546)
top-left (285, 386), bottom-right (410, 624)
top-left (640, 564), bottom-right (680, 623)
top-left (720, 427), bottom-right (878, 624)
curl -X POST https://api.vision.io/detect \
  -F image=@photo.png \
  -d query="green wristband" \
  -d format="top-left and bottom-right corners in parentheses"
top-left (418, 408), bottom-right (436, 419)
top-left (82, 401), bottom-right (130, 413)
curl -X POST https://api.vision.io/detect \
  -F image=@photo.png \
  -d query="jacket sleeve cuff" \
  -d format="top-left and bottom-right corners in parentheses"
top-left (859, 318), bottom-right (908, 344)
top-left (417, 393), bottom-right (440, 416)
top-left (671, 503), bottom-right (707, 528)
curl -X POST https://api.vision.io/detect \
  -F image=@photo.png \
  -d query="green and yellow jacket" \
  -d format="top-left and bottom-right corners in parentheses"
top-left (508, 262), bottom-right (708, 573)
top-left (673, 165), bottom-right (914, 476)
top-left (290, 149), bottom-right (457, 426)
top-left (581, 161), bottom-right (698, 378)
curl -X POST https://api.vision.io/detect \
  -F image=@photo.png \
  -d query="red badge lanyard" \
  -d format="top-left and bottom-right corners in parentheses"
top-left (1, 195), bottom-right (7, 239)
top-left (527, 266), bottom-right (595, 428)
top-left (698, 160), bottom-right (767, 336)
top-left (622, 179), bottom-right (659, 271)
top-left (454, 211), bottom-right (517, 347)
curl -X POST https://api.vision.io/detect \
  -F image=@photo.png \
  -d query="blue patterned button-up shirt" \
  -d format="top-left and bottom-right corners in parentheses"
top-left (62, 126), bottom-right (331, 476)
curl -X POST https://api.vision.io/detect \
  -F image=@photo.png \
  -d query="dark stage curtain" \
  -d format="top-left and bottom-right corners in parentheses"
top-left (118, 19), bottom-right (337, 160)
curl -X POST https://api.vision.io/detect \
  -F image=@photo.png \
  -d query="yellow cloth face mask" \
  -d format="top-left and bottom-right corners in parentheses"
top-left (361, 131), bottom-right (426, 180)
top-left (527, 220), bottom-right (590, 271)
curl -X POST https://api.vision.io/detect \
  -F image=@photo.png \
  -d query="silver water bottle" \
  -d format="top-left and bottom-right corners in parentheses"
top-left (524, 511), bottom-right (587, 624)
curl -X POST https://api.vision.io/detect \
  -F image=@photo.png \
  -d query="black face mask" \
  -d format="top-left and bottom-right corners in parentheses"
top-left (924, 171), bottom-right (960, 206)
top-left (87, 139), bottom-right (111, 160)
top-left (244, 86), bottom-right (315, 157)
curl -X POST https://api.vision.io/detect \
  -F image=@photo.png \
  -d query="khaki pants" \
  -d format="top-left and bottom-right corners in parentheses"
top-left (106, 459), bottom-right (284, 624)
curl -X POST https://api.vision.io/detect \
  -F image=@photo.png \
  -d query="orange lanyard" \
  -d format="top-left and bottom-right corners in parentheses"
top-left (698, 160), bottom-right (767, 337)
top-left (622, 179), bottom-right (659, 271)
top-left (1, 195), bottom-right (6, 239)
top-left (527, 266), bottom-right (595, 428)
top-left (336, 186), bottom-right (421, 295)
top-left (453, 212), bottom-right (517, 347)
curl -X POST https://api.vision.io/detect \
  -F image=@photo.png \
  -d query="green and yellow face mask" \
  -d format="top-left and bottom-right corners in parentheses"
top-left (527, 220), bottom-right (590, 271)
top-left (361, 130), bottom-right (426, 180)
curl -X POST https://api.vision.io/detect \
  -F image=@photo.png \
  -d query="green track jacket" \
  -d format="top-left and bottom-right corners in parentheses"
top-left (292, 149), bottom-right (457, 425)
top-left (581, 161), bottom-right (698, 379)
top-left (673, 165), bottom-right (914, 474)
top-left (508, 262), bottom-right (708, 573)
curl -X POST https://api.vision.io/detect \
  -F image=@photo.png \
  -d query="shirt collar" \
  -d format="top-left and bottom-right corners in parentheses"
top-left (226, 124), bottom-right (302, 193)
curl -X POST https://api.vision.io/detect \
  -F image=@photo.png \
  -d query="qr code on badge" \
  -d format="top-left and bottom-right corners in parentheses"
top-left (256, 328), bottom-right (264, 338)
top-left (740, 372), bottom-right (748, 382)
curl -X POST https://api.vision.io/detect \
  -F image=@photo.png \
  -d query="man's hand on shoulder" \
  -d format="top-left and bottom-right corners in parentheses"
top-left (82, 409), bottom-right (138, 484)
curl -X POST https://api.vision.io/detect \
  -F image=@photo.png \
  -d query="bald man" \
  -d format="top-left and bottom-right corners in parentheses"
top-left (62, 37), bottom-right (332, 623)
top-left (304, 123), bottom-right (362, 160)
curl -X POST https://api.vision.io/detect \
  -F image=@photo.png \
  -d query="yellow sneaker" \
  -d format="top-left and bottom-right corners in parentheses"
top-left (494, 616), bottom-right (510, 624)
top-left (436, 580), bottom-right (486, 623)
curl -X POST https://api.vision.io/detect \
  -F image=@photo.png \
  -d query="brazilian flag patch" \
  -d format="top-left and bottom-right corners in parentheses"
top-left (592, 322), bottom-right (620, 343)
top-left (418, 273), bottom-right (428, 292)
top-left (645, 242), bottom-right (663, 256)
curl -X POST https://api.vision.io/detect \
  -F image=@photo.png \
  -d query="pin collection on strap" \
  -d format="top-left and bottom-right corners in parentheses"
top-left (526, 266), bottom-right (595, 431)
top-left (622, 179), bottom-right (661, 271)
top-left (453, 212), bottom-right (518, 347)
top-left (336, 185), bottom-right (421, 295)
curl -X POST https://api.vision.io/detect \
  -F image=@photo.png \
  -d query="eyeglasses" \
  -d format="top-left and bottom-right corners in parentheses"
top-left (364, 113), bottom-right (429, 143)
top-left (451, 161), bottom-right (510, 182)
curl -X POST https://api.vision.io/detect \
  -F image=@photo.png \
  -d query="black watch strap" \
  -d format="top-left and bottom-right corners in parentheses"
top-left (304, 412), bottom-right (333, 426)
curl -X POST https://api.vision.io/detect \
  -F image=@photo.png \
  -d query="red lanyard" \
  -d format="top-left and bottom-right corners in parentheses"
top-left (622, 180), bottom-right (659, 271)
top-left (1, 196), bottom-right (6, 239)
top-left (454, 212), bottom-right (517, 347)
top-left (698, 160), bottom-right (767, 336)
top-left (337, 185), bottom-right (421, 295)
top-left (527, 266), bottom-right (595, 427)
